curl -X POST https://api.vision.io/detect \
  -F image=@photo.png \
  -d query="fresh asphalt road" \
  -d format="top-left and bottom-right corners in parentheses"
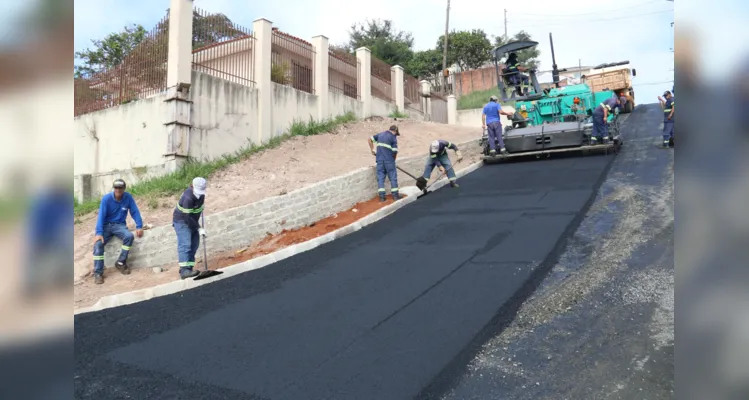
top-left (74, 108), bottom-right (667, 399)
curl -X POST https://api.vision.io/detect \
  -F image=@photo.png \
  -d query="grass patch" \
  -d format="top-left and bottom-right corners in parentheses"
top-left (457, 87), bottom-right (515, 110)
top-left (74, 111), bottom-right (358, 219)
top-left (388, 107), bottom-right (408, 119)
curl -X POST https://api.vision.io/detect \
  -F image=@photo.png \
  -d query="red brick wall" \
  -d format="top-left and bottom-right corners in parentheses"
top-left (453, 65), bottom-right (503, 96)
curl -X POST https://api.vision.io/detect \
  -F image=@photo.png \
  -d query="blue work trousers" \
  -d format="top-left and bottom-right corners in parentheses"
top-left (487, 121), bottom-right (504, 150)
top-left (92, 223), bottom-right (134, 275)
top-left (423, 153), bottom-right (456, 182)
top-left (592, 109), bottom-right (609, 139)
top-left (376, 161), bottom-right (399, 196)
top-left (174, 221), bottom-right (201, 273)
top-left (663, 120), bottom-right (674, 142)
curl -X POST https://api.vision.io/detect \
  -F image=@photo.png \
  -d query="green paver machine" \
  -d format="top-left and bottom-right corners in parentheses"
top-left (480, 33), bottom-right (623, 161)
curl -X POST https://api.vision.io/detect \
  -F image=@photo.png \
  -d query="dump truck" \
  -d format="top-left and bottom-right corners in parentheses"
top-left (582, 62), bottom-right (637, 113)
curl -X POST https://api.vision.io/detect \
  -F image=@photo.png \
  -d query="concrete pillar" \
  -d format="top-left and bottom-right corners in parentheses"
top-left (166, 0), bottom-right (193, 90)
top-left (253, 18), bottom-right (273, 143)
top-left (391, 65), bottom-right (405, 113)
top-left (420, 80), bottom-right (432, 121)
top-left (311, 35), bottom-right (329, 120)
top-left (356, 47), bottom-right (372, 118)
top-left (447, 95), bottom-right (457, 125)
top-left (164, 0), bottom-right (194, 173)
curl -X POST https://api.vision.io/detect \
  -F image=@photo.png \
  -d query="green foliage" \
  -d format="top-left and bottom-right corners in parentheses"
top-left (271, 62), bottom-right (292, 85)
top-left (407, 49), bottom-right (443, 80)
top-left (388, 107), bottom-right (408, 118)
top-left (493, 31), bottom-right (541, 70)
top-left (346, 19), bottom-right (414, 72)
top-left (74, 24), bottom-right (147, 78)
top-left (73, 112), bottom-right (358, 219)
top-left (437, 29), bottom-right (493, 71)
top-left (457, 88), bottom-right (516, 110)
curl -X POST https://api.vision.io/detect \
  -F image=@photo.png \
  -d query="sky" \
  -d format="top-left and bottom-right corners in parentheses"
top-left (66, 0), bottom-right (725, 104)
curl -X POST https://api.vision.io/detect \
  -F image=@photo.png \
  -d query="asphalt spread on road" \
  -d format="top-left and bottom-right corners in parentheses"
top-left (75, 132), bottom-right (617, 399)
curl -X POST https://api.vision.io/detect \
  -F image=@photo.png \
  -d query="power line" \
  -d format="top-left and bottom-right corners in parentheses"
top-left (508, 0), bottom-right (663, 18)
top-left (633, 80), bottom-right (674, 86)
top-left (508, 9), bottom-right (673, 28)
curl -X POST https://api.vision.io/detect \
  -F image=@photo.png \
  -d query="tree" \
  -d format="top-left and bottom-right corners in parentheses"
top-left (406, 49), bottom-right (443, 80)
top-left (493, 30), bottom-right (541, 70)
top-left (74, 24), bottom-right (147, 78)
top-left (347, 19), bottom-right (414, 71)
top-left (436, 29), bottom-right (493, 71)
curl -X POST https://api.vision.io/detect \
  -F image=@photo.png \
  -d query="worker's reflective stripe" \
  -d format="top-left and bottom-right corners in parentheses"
top-left (391, 187), bottom-right (399, 192)
top-left (431, 154), bottom-right (437, 158)
top-left (177, 204), bottom-right (204, 214)
top-left (377, 142), bottom-right (396, 151)
top-left (370, 137), bottom-right (377, 143)
top-left (178, 261), bottom-right (195, 267)
top-left (378, 188), bottom-right (386, 192)
top-left (449, 177), bottom-right (457, 181)
top-left (93, 256), bottom-right (105, 261)
top-left (121, 245), bottom-right (131, 251)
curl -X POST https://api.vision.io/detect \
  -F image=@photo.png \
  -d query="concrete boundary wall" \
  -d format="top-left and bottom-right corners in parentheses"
top-left (99, 138), bottom-right (482, 269)
top-left (77, 159), bottom-right (485, 315)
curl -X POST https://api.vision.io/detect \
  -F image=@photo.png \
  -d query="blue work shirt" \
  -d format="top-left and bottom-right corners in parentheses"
top-left (663, 97), bottom-right (674, 122)
top-left (371, 130), bottom-right (398, 162)
top-left (483, 102), bottom-right (501, 124)
top-left (95, 192), bottom-right (143, 236)
top-left (601, 96), bottom-right (620, 111)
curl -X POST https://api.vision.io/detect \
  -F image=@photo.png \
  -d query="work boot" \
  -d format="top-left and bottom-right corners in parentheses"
top-left (500, 147), bottom-right (507, 154)
top-left (379, 193), bottom-right (387, 202)
top-left (489, 149), bottom-right (497, 157)
top-left (180, 268), bottom-right (199, 279)
top-left (392, 192), bottom-right (401, 201)
top-left (663, 140), bottom-right (669, 148)
top-left (94, 273), bottom-right (104, 285)
top-left (603, 136), bottom-right (610, 144)
top-left (115, 261), bottom-right (131, 275)
top-left (450, 181), bottom-right (459, 188)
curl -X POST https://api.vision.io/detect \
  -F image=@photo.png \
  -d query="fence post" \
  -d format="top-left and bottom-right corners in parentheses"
top-left (391, 65), bottom-right (405, 113)
top-left (420, 80), bottom-right (432, 121)
top-left (356, 47), bottom-right (372, 119)
top-left (253, 18), bottom-right (273, 144)
top-left (447, 94), bottom-right (457, 125)
top-left (311, 35), bottom-right (329, 120)
top-left (163, 0), bottom-right (194, 173)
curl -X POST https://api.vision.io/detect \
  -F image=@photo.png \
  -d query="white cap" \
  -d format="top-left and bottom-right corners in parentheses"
top-left (430, 140), bottom-right (440, 153)
top-left (192, 177), bottom-right (207, 196)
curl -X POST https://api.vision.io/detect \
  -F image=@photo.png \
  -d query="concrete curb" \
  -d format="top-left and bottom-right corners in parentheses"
top-left (74, 160), bottom-right (485, 315)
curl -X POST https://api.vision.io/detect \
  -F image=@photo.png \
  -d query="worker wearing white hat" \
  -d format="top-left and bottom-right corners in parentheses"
top-left (172, 177), bottom-right (208, 279)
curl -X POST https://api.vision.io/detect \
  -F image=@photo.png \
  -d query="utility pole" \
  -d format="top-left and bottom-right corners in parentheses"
top-left (441, 0), bottom-right (450, 94)
top-left (504, 9), bottom-right (508, 40)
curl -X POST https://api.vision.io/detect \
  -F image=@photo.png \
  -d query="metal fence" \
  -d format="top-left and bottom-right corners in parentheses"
top-left (430, 91), bottom-right (448, 124)
top-left (191, 7), bottom-right (255, 87)
top-left (74, 12), bottom-right (170, 117)
top-left (328, 49), bottom-right (358, 99)
top-left (271, 28), bottom-right (315, 94)
top-left (370, 55), bottom-right (392, 102)
top-left (404, 73), bottom-right (422, 113)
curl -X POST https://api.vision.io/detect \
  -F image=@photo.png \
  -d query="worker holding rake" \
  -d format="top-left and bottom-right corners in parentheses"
top-left (416, 140), bottom-right (463, 190)
top-left (172, 177), bottom-right (208, 279)
top-left (369, 125), bottom-right (401, 202)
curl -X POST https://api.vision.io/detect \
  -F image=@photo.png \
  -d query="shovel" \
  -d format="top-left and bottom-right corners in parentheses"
top-left (395, 165), bottom-right (429, 194)
top-left (194, 213), bottom-right (224, 281)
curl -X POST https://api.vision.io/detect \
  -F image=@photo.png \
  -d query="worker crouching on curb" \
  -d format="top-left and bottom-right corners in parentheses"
top-left (172, 177), bottom-right (208, 279)
top-left (92, 179), bottom-right (144, 284)
top-left (417, 140), bottom-right (463, 190)
top-left (368, 125), bottom-right (401, 202)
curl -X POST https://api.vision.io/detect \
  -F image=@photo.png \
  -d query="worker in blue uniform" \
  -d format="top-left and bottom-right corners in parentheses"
top-left (591, 96), bottom-right (622, 144)
top-left (92, 179), bottom-right (144, 284)
top-left (172, 177), bottom-right (208, 279)
top-left (368, 125), bottom-right (401, 202)
top-left (658, 90), bottom-right (674, 147)
top-left (419, 139), bottom-right (464, 189)
top-left (483, 95), bottom-right (515, 155)
top-left (504, 52), bottom-right (530, 95)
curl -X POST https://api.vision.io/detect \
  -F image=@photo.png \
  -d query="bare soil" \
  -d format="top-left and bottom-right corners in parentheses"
top-left (74, 194), bottom-right (404, 310)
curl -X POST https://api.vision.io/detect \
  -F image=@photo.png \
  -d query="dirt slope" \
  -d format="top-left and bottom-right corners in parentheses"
top-left (73, 118), bottom-right (483, 281)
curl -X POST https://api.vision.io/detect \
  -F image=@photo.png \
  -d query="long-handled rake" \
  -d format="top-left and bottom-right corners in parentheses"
top-left (194, 213), bottom-right (224, 281)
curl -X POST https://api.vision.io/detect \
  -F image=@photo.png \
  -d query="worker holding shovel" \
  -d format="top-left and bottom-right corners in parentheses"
top-left (368, 125), bottom-right (401, 202)
top-left (172, 177), bottom-right (208, 279)
top-left (416, 140), bottom-right (463, 190)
